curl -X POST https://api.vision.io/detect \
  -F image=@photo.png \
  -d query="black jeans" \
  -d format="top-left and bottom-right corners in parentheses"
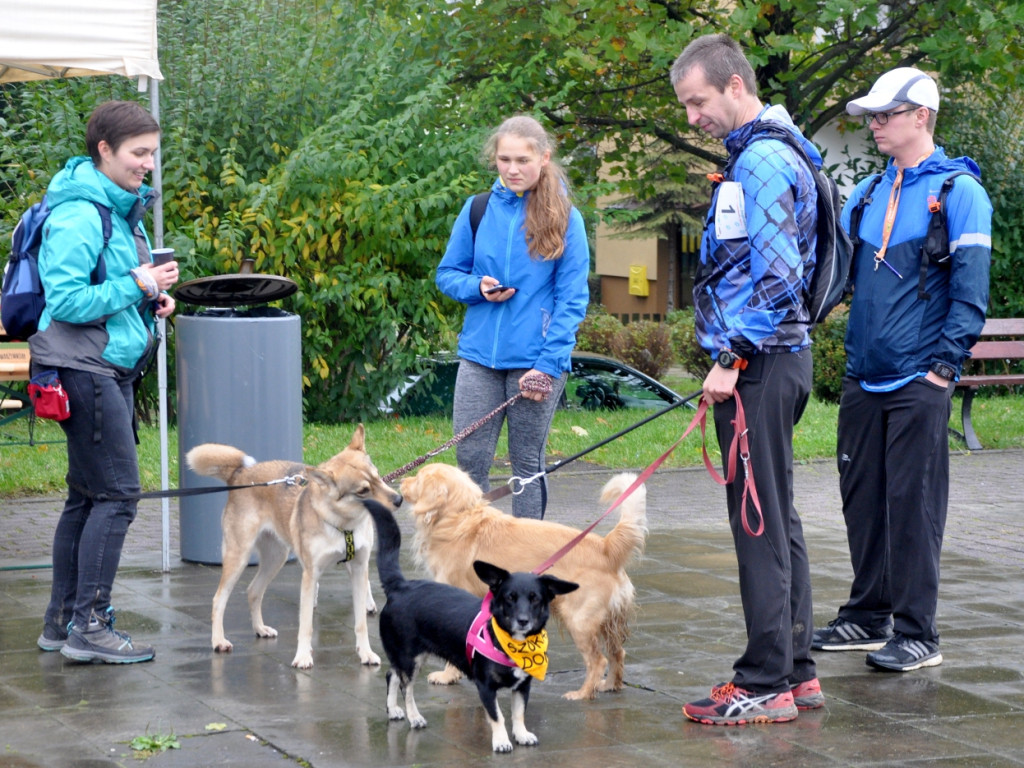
top-left (43, 367), bottom-right (140, 632)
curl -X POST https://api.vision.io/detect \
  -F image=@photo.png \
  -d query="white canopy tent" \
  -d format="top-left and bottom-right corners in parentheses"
top-left (1, 0), bottom-right (176, 572)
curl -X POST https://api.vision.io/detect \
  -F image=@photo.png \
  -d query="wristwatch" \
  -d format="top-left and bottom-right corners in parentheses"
top-left (716, 348), bottom-right (748, 371)
top-left (930, 361), bottom-right (956, 381)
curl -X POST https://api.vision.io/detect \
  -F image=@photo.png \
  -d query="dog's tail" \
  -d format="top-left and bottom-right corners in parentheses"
top-left (185, 443), bottom-right (256, 484)
top-left (362, 499), bottom-right (406, 596)
top-left (600, 472), bottom-right (648, 568)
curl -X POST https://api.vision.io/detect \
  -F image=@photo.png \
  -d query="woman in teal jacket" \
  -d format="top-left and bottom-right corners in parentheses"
top-left (31, 101), bottom-right (179, 664)
top-left (436, 115), bottom-right (589, 519)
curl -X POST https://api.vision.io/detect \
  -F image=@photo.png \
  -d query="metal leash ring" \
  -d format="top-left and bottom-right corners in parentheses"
top-left (507, 471), bottom-right (545, 495)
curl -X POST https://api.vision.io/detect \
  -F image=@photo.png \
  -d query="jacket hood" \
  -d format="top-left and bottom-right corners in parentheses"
top-left (46, 155), bottom-right (156, 223)
top-left (726, 104), bottom-right (824, 168)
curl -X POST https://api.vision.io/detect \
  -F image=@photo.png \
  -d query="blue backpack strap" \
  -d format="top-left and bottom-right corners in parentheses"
top-left (469, 191), bottom-right (490, 243)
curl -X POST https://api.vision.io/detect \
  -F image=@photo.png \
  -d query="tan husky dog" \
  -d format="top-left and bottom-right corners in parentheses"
top-left (186, 425), bottom-right (401, 669)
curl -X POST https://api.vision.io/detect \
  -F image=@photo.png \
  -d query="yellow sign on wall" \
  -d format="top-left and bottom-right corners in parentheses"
top-left (628, 264), bottom-right (649, 296)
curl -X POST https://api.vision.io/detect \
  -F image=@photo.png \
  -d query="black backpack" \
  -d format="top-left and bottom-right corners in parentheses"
top-left (2, 196), bottom-right (111, 339)
top-left (725, 122), bottom-right (854, 325)
top-left (848, 170), bottom-right (979, 300)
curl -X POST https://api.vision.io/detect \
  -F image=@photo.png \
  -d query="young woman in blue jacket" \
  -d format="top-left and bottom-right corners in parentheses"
top-left (436, 115), bottom-right (589, 519)
top-left (31, 101), bottom-right (179, 663)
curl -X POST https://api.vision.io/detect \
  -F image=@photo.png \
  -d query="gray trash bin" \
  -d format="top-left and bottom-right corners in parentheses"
top-left (173, 262), bottom-right (302, 564)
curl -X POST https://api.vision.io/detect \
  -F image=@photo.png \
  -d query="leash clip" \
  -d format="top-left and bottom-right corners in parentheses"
top-left (269, 474), bottom-right (307, 487)
top-left (508, 471), bottom-right (545, 495)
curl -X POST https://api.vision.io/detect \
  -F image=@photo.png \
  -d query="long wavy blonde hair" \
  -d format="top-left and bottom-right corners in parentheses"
top-left (484, 116), bottom-right (572, 261)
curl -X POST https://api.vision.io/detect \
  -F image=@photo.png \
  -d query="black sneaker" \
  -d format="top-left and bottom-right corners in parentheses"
top-left (60, 608), bottom-right (155, 664)
top-left (812, 618), bottom-right (893, 651)
top-left (37, 621), bottom-right (70, 652)
top-left (866, 634), bottom-right (942, 672)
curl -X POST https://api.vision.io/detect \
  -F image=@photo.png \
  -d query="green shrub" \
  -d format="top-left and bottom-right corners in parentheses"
top-left (610, 319), bottom-right (674, 379)
top-left (576, 308), bottom-right (623, 356)
top-left (810, 306), bottom-right (849, 404)
top-left (665, 308), bottom-right (711, 380)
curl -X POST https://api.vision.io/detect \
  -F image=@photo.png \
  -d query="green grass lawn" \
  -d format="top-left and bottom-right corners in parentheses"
top-left (2, 379), bottom-right (1022, 497)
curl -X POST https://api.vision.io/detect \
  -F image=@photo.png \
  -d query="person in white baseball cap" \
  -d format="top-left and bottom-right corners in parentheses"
top-left (845, 67), bottom-right (940, 115)
top-left (813, 65), bottom-right (992, 674)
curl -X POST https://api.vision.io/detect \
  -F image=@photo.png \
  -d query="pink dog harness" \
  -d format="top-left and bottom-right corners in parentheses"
top-left (466, 593), bottom-right (516, 668)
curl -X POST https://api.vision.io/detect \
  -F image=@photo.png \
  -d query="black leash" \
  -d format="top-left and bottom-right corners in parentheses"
top-left (68, 473), bottom-right (309, 503)
top-left (485, 388), bottom-right (704, 501)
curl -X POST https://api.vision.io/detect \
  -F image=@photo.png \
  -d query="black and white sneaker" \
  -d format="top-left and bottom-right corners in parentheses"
top-left (812, 617), bottom-right (893, 651)
top-left (866, 634), bottom-right (942, 672)
top-left (60, 608), bottom-right (155, 664)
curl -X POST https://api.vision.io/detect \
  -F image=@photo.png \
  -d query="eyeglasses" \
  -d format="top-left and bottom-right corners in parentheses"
top-left (862, 107), bottom-right (918, 126)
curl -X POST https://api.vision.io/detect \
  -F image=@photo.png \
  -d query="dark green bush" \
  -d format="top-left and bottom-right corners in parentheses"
top-left (810, 306), bottom-right (849, 404)
top-left (665, 308), bottom-right (711, 380)
top-left (610, 319), bottom-right (674, 379)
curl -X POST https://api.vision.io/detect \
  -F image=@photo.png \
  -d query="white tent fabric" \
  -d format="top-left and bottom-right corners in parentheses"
top-left (1, 0), bottom-right (173, 572)
top-left (0, 0), bottom-right (163, 84)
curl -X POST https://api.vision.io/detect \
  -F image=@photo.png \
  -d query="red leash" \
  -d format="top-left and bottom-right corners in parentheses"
top-left (532, 390), bottom-right (762, 575)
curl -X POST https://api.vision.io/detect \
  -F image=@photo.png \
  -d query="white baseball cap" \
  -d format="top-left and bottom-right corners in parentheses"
top-left (846, 67), bottom-right (940, 115)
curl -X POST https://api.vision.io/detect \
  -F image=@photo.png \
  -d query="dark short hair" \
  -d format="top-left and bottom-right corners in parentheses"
top-left (669, 34), bottom-right (757, 97)
top-left (85, 101), bottom-right (161, 163)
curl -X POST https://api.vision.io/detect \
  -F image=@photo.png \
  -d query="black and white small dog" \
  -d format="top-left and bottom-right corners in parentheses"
top-left (363, 499), bottom-right (578, 753)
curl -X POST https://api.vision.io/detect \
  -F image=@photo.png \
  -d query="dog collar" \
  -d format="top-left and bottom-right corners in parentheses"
top-left (335, 530), bottom-right (356, 564)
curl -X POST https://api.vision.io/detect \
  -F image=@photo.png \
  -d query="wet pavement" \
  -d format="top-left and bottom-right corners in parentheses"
top-left (1, 450), bottom-right (1023, 767)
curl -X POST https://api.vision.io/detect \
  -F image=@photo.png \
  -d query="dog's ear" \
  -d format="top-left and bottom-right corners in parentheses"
top-left (348, 423), bottom-right (366, 452)
top-left (473, 560), bottom-right (511, 589)
top-left (305, 468), bottom-right (340, 498)
top-left (540, 574), bottom-right (579, 597)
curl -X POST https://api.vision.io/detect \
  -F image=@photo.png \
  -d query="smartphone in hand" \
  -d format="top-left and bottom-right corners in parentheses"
top-left (484, 285), bottom-right (514, 295)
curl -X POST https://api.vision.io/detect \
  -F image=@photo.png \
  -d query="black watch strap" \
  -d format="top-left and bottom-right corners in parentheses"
top-left (930, 361), bottom-right (956, 381)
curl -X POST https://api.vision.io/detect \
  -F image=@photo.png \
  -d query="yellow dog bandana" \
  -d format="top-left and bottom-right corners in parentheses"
top-left (489, 619), bottom-right (549, 681)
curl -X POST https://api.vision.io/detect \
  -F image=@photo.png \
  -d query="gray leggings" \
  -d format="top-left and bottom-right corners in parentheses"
top-left (452, 359), bottom-right (567, 519)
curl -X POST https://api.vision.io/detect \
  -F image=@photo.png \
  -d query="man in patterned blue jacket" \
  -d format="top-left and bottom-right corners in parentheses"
top-left (671, 33), bottom-right (822, 726)
top-left (813, 68), bottom-right (991, 672)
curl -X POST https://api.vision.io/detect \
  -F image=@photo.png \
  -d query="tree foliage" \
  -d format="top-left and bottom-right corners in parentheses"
top-left (2, 0), bottom-right (1022, 422)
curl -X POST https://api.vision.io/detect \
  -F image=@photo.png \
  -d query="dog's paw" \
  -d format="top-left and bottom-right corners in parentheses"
top-left (409, 715), bottom-right (427, 729)
top-left (254, 625), bottom-right (278, 639)
top-left (212, 639), bottom-right (233, 653)
top-left (562, 687), bottom-right (597, 701)
top-left (359, 649), bottom-right (381, 666)
top-left (514, 730), bottom-right (538, 747)
top-left (291, 652), bottom-right (314, 669)
top-left (492, 737), bottom-right (514, 754)
top-left (427, 668), bottom-right (463, 686)
top-left (387, 706), bottom-right (406, 722)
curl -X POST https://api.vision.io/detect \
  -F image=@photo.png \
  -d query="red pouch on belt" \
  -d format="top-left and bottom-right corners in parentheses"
top-left (27, 370), bottom-right (71, 421)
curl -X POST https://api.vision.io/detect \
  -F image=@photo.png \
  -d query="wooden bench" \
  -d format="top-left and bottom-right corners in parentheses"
top-left (954, 317), bottom-right (1024, 451)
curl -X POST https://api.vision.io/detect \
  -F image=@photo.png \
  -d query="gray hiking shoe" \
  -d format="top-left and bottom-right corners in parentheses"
top-left (37, 621), bottom-right (69, 652)
top-left (60, 607), bottom-right (155, 664)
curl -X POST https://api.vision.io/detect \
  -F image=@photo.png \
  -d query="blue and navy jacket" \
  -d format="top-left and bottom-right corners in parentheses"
top-left (841, 149), bottom-right (991, 384)
top-left (29, 156), bottom-right (157, 377)
top-left (693, 105), bottom-right (819, 359)
top-left (436, 178), bottom-right (590, 377)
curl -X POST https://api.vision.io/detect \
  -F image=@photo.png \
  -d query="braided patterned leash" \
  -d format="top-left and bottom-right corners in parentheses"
top-left (380, 373), bottom-right (553, 484)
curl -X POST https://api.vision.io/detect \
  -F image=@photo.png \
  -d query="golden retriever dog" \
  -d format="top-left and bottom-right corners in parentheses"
top-left (400, 462), bottom-right (647, 700)
top-left (186, 425), bottom-right (401, 669)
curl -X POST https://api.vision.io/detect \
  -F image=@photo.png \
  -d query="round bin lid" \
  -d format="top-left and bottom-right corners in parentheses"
top-left (173, 273), bottom-right (298, 308)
